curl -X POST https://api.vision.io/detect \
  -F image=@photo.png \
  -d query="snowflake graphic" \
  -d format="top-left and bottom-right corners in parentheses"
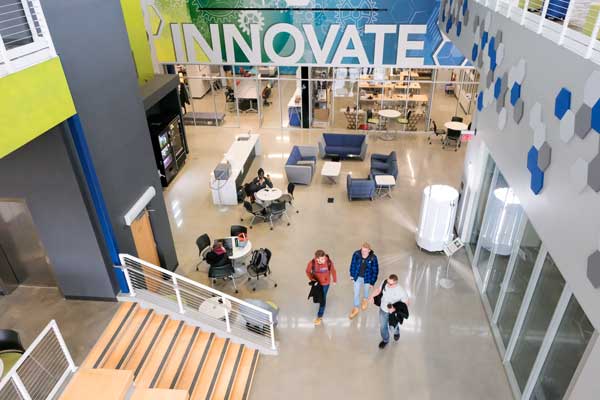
top-left (335, 0), bottom-right (378, 31)
top-left (238, 10), bottom-right (265, 34)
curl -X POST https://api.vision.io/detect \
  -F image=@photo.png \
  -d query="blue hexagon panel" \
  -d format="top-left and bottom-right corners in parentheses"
top-left (511, 83), bottom-right (522, 107)
top-left (436, 41), bottom-right (466, 65)
top-left (527, 146), bottom-right (539, 173)
top-left (592, 99), bottom-right (600, 133)
top-left (456, 21), bottom-right (462, 36)
top-left (488, 37), bottom-right (496, 58)
top-left (463, 0), bottom-right (469, 15)
top-left (446, 16), bottom-right (453, 33)
top-left (530, 168), bottom-right (545, 195)
top-left (477, 91), bottom-right (484, 112)
top-left (494, 78), bottom-right (503, 99)
top-left (472, 43), bottom-right (478, 62)
top-left (554, 88), bottom-right (572, 120)
top-left (481, 31), bottom-right (489, 50)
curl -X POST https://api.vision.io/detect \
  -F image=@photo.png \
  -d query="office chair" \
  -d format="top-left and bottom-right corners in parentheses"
top-left (397, 110), bottom-right (412, 131)
top-left (278, 182), bottom-right (299, 213)
top-left (451, 116), bottom-right (464, 122)
top-left (195, 233), bottom-right (212, 271)
top-left (225, 87), bottom-right (236, 112)
top-left (246, 248), bottom-right (277, 291)
top-left (0, 329), bottom-right (25, 376)
top-left (242, 201), bottom-right (269, 228)
top-left (231, 225), bottom-right (248, 237)
top-left (206, 251), bottom-right (238, 293)
top-left (443, 128), bottom-right (462, 151)
top-left (262, 86), bottom-right (272, 106)
top-left (268, 201), bottom-right (291, 230)
top-left (428, 120), bottom-right (446, 144)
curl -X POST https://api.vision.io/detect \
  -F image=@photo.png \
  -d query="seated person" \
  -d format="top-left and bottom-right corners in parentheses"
top-left (262, 85), bottom-right (272, 106)
top-left (246, 168), bottom-right (273, 200)
top-left (205, 242), bottom-right (228, 267)
top-left (213, 241), bottom-right (226, 256)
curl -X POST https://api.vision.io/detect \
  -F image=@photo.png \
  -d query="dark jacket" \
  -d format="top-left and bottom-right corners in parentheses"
top-left (388, 301), bottom-right (409, 328)
top-left (308, 280), bottom-right (324, 306)
top-left (349, 250), bottom-right (379, 285)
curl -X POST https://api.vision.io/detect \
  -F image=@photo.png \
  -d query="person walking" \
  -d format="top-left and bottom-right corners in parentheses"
top-left (369, 274), bottom-right (409, 349)
top-left (348, 242), bottom-right (379, 319)
top-left (306, 250), bottom-right (337, 326)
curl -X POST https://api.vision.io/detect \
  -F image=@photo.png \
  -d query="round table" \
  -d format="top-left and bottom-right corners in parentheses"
top-left (378, 109), bottom-right (402, 140)
top-left (255, 188), bottom-right (282, 203)
top-left (198, 297), bottom-right (232, 319)
top-left (444, 121), bottom-right (468, 131)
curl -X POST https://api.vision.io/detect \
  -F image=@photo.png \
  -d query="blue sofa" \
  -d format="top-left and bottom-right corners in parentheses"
top-left (370, 151), bottom-right (398, 179)
top-left (318, 133), bottom-right (367, 160)
top-left (285, 145), bottom-right (318, 185)
top-left (347, 174), bottom-right (376, 201)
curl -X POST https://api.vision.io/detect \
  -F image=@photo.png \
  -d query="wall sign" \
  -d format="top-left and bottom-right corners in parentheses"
top-left (144, 0), bottom-right (466, 66)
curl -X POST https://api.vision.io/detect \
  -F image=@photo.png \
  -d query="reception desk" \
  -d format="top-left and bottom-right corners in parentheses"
top-left (210, 134), bottom-right (262, 205)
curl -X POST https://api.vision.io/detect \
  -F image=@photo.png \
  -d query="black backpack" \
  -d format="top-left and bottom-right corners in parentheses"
top-left (373, 280), bottom-right (387, 307)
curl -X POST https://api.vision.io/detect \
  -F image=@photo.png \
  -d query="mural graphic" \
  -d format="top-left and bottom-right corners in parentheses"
top-left (145, 0), bottom-right (465, 66)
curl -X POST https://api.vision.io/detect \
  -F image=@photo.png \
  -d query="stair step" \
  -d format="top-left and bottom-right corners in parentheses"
top-left (227, 348), bottom-right (259, 400)
top-left (80, 302), bottom-right (138, 369)
top-left (122, 314), bottom-right (168, 377)
top-left (101, 308), bottom-right (153, 369)
top-left (173, 332), bottom-right (214, 392)
top-left (135, 319), bottom-right (185, 388)
top-left (210, 343), bottom-right (244, 400)
top-left (189, 337), bottom-right (229, 400)
top-left (155, 325), bottom-right (199, 389)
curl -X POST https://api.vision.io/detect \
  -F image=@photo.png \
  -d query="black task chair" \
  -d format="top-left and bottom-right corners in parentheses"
top-left (451, 116), bottom-right (464, 122)
top-left (268, 201), bottom-right (291, 230)
top-left (195, 233), bottom-right (212, 271)
top-left (0, 329), bottom-right (25, 375)
top-left (242, 201), bottom-right (268, 228)
top-left (428, 120), bottom-right (446, 144)
top-left (443, 128), bottom-right (462, 151)
top-left (247, 248), bottom-right (277, 291)
top-left (206, 251), bottom-right (238, 293)
top-left (230, 225), bottom-right (248, 237)
top-left (278, 182), bottom-right (299, 213)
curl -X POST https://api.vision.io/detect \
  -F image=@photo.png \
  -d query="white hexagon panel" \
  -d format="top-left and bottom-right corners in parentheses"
top-left (583, 71), bottom-right (600, 107)
top-left (529, 102), bottom-right (543, 130)
top-left (498, 108), bottom-right (507, 130)
top-left (515, 59), bottom-right (527, 84)
top-left (533, 123), bottom-right (546, 149)
top-left (559, 109), bottom-right (575, 143)
top-left (496, 43), bottom-right (505, 66)
top-left (570, 158), bottom-right (589, 193)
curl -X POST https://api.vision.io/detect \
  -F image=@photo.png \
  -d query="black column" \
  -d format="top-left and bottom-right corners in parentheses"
top-left (301, 67), bottom-right (310, 128)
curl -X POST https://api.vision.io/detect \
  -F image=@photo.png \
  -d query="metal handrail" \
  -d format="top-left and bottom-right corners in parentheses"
top-left (0, 320), bottom-right (76, 400)
top-left (473, 0), bottom-right (600, 63)
top-left (119, 254), bottom-right (277, 353)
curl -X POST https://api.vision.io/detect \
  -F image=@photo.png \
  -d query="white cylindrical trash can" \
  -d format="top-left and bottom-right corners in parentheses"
top-left (416, 185), bottom-right (459, 252)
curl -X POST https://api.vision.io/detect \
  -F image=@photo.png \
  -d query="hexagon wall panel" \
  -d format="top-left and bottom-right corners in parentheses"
top-left (510, 83), bottom-right (521, 106)
top-left (591, 99), bottom-right (600, 133)
top-left (496, 99), bottom-right (503, 113)
top-left (472, 44), bottom-right (478, 61)
top-left (464, 10), bottom-right (470, 25)
top-left (484, 11), bottom-right (491, 31)
top-left (473, 15), bottom-right (480, 32)
top-left (537, 142), bottom-right (551, 171)
top-left (478, 54), bottom-right (484, 68)
top-left (457, 21), bottom-right (462, 36)
top-left (554, 88), bottom-right (572, 120)
top-left (570, 158), bottom-right (589, 193)
top-left (583, 71), bottom-right (600, 107)
top-left (498, 108), bottom-right (507, 130)
top-left (486, 70), bottom-right (494, 88)
top-left (589, 152), bottom-right (600, 192)
top-left (494, 78), bottom-right (502, 99)
top-left (559, 110), bottom-right (575, 143)
top-left (498, 87), bottom-right (507, 107)
top-left (514, 98), bottom-right (524, 123)
top-left (477, 91), bottom-right (484, 112)
top-left (496, 43), bottom-right (505, 65)
top-left (530, 168), bottom-right (544, 195)
top-left (588, 250), bottom-right (600, 288)
top-left (529, 102), bottom-right (543, 130)
top-left (495, 29), bottom-right (503, 44)
top-left (575, 104), bottom-right (592, 139)
top-left (527, 146), bottom-right (539, 173)
top-left (481, 31), bottom-right (489, 50)
top-left (533, 123), bottom-right (546, 149)
top-left (515, 59), bottom-right (527, 83)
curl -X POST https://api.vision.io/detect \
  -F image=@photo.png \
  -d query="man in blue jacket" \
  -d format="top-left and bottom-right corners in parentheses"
top-left (349, 242), bottom-right (379, 319)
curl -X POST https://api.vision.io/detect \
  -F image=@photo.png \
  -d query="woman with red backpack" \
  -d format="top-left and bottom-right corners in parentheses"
top-left (306, 250), bottom-right (337, 326)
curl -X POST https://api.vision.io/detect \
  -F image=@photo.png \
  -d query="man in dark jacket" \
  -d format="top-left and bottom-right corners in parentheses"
top-left (348, 242), bottom-right (379, 319)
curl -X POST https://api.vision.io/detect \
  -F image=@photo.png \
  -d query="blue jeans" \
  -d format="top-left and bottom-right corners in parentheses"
top-left (353, 277), bottom-right (370, 307)
top-left (379, 309), bottom-right (400, 343)
top-left (317, 285), bottom-right (330, 317)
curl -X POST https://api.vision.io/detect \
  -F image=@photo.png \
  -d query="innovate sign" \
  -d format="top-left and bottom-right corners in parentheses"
top-left (144, 0), bottom-right (466, 66)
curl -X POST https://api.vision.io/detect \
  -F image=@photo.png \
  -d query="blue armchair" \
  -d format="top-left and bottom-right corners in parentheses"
top-left (285, 145), bottom-right (318, 185)
top-left (347, 174), bottom-right (376, 201)
top-left (370, 151), bottom-right (398, 179)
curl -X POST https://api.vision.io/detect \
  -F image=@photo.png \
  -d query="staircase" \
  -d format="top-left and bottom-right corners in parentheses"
top-left (81, 302), bottom-right (259, 400)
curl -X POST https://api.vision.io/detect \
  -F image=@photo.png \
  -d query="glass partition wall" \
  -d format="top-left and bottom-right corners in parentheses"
top-left (466, 160), bottom-right (596, 400)
top-left (173, 65), bottom-right (479, 132)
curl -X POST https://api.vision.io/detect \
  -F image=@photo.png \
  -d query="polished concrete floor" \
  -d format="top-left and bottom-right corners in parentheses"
top-left (163, 125), bottom-right (514, 399)
top-left (0, 286), bottom-right (119, 364)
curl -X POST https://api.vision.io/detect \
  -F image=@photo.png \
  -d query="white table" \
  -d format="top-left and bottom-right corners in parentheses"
top-left (198, 297), bottom-right (232, 319)
top-left (224, 236), bottom-right (252, 260)
top-left (321, 161), bottom-right (342, 183)
top-left (375, 175), bottom-right (396, 198)
top-left (255, 188), bottom-right (283, 203)
top-left (444, 121), bottom-right (468, 131)
top-left (378, 109), bottom-right (402, 140)
top-left (235, 80), bottom-right (259, 112)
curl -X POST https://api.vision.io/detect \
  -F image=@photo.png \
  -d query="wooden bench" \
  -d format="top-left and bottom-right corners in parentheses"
top-left (183, 112), bottom-right (225, 126)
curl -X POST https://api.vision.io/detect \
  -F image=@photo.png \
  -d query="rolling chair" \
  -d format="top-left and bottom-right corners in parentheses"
top-left (206, 251), bottom-right (238, 293)
top-left (451, 116), bottom-right (464, 122)
top-left (225, 87), bottom-right (236, 112)
top-left (443, 128), bottom-right (462, 151)
top-left (0, 329), bottom-right (25, 378)
top-left (242, 201), bottom-right (269, 228)
top-left (230, 225), bottom-right (248, 237)
top-left (262, 85), bottom-right (272, 106)
top-left (246, 248), bottom-right (277, 291)
top-left (267, 201), bottom-right (290, 230)
top-left (195, 233), bottom-right (211, 271)
top-left (278, 182), bottom-right (299, 213)
top-left (397, 110), bottom-right (412, 131)
top-left (428, 120), bottom-right (446, 144)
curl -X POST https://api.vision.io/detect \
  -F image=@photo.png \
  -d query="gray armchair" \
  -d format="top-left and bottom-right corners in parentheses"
top-left (285, 145), bottom-right (318, 185)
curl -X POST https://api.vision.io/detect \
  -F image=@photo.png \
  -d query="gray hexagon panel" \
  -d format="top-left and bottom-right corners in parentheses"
top-left (464, 10), bottom-right (470, 25)
top-left (495, 30), bottom-right (503, 44)
top-left (589, 153), bottom-right (600, 192)
top-left (505, 90), bottom-right (512, 110)
top-left (574, 104), bottom-right (592, 139)
top-left (487, 70), bottom-right (494, 88)
top-left (583, 70), bottom-right (600, 107)
top-left (473, 15), bottom-right (480, 33)
top-left (496, 98), bottom-right (504, 113)
top-left (570, 158), bottom-right (589, 192)
top-left (529, 102), bottom-right (543, 130)
top-left (498, 108), bottom-right (507, 130)
top-left (478, 54), bottom-right (484, 68)
top-left (534, 123), bottom-right (546, 149)
top-left (498, 87), bottom-right (507, 107)
top-left (514, 98), bottom-right (524, 123)
top-left (559, 109), bottom-right (575, 143)
top-left (588, 250), bottom-right (600, 288)
top-left (537, 142), bottom-right (551, 171)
